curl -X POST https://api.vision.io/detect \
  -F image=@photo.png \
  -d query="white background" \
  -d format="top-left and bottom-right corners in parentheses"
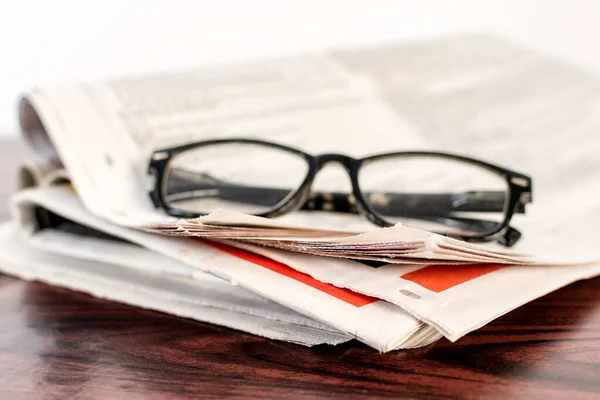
top-left (1, 0), bottom-right (600, 136)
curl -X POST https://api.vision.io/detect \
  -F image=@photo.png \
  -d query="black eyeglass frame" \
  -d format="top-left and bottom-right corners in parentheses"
top-left (148, 138), bottom-right (532, 246)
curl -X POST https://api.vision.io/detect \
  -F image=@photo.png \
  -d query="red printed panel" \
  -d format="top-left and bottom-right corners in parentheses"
top-left (202, 240), bottom-right (378, 307)
top-left (400, 264), bottom-right (503, 293)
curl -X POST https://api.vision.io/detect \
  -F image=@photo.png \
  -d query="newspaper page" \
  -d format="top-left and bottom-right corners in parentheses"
top-left (0, 223), bottom-right (350, 346)
top-left (19, 54), bottom-right (427, 228)
top-left (331, 35), bottom-right (600, 262)
top-left (12, 186), bottom-right (442, 352)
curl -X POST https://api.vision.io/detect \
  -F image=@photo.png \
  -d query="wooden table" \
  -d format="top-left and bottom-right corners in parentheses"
top-left (1, 139), bottom-right (600, 399)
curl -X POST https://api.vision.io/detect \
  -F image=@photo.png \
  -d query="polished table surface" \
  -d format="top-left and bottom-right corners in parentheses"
top-left (1, 139), bottom-right (600, 399)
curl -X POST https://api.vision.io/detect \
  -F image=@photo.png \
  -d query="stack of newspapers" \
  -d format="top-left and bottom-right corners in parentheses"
top-left (3, 35), bottom-right (600, 352)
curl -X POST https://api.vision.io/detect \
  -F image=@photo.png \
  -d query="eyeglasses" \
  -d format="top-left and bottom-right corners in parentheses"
top-left (148, 139), bottom-right (532, 246)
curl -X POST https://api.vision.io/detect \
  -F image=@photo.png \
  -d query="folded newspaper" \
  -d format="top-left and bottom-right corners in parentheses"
top-left (3, 35), bottom-right (600, 352)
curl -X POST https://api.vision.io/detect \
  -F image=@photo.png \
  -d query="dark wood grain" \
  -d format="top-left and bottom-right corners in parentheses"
top-left (1, 139), bottom-right (600, 399)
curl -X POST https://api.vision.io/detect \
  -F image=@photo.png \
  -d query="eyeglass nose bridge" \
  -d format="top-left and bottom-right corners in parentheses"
top-left (307, 152), bottom-right (364, 205)
top-left (311, 153), bottom-right (360, 191)
top-left (313, 153), bottom-right (357, 172)
top-left (269, 153), bottom-right (360, 218)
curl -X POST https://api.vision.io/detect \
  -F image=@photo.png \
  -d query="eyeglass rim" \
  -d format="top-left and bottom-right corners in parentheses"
top-left (147, 138), bottom-right (532, 245)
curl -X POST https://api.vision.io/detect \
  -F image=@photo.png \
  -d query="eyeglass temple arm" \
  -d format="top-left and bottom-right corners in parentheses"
top-left (302, 190), bottom-right (527, 214)
top-left (298, 190), bottom-right (524, 246)
top-left (301, 190), bottom-right (525, 246)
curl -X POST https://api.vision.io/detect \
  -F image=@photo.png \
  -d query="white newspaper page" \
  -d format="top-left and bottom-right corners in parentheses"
top-left (332, 35), bottom-right (600, 262)
top-left (20, 54), bottom-right (427, 227)
top-left (12, 186), bottom-right (442, 352)
top-left (0, 223), bottom-right (350, 346)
